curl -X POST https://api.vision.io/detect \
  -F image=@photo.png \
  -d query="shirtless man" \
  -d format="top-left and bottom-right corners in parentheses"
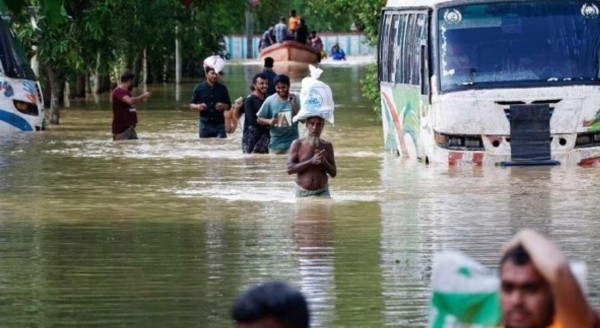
top-left (287, 116), bottom-right (336, 197)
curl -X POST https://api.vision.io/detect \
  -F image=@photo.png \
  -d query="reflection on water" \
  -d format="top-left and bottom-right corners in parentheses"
top-left (1, 63), bottom-right (600, 327)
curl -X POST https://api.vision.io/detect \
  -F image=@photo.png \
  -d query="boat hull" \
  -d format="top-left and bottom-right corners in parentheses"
top-left (259, 41), bottom-right (318, 64)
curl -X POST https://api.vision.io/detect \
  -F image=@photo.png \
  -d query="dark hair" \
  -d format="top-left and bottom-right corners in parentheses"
top-left (253, 73), bottom-right (268, 85)
top-left (232, 281), bottom-right (310, 328)
top-left (120, 71), bottom-right (135, 83)
top-left (264, 57), bottom-right (274, 68)
top-left (290, 9), bottom-right (297, 16)
top-left (274, 74), bottom-right (290, 86)
top-left (310, 31), bottom-right (317, 35)
top-left (500, 244), bottom-right (531, 267)
top-left (204, 66), bottom-right (216, 74)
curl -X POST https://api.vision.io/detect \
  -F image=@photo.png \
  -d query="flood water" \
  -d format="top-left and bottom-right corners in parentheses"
top-left (1, 61), bottom-right (600, 327)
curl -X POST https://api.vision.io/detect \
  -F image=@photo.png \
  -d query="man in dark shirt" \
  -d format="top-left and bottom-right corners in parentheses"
top-left (236, 73), bottom-right (270, 153)
top-left (260, 25), bottom-right (275, 50)
top-left (262, 57), bottom-right (277, 96)
top-left (189, 65), bottom-right (231, 138)
top-left (111, 71), bottom-right (151, 141)
top-left (295, 19), bottom-right (309, 45)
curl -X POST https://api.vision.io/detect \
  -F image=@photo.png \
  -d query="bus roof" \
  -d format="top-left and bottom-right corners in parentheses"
top-left (385, 0), bottom-right (447, 8)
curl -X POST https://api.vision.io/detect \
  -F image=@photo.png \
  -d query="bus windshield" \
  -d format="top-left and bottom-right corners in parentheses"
top-left (438, 1), bottom-right (600, 91)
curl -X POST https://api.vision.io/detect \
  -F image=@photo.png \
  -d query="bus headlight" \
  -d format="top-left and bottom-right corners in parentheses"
top-left (575, 131), bottom-right (600, 148)
top-left (434, 131), bottom-right (484, 151)
top-left (13, 100), bottom-right (39, 116)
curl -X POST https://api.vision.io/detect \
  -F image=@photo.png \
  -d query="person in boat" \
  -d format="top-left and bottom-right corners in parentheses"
top-left (288, 9), bottom-right (301, 38)
top-left (275, 17), bottom-right (289, 43)
top-left (232, 281), bottom-right (310, 328)
top-left (189, 56), bottom-right (231, 138)
top-left (262, 57), bottom-right (277, 96)
top-left (235, 73), bottom-right (270, 154)
top-left (111, 71), bottom-right (151, 141)
top-left (260, 25), bottom-right (275, 50)
top-left (295, 19), bottom-right (309, 45)
top-left (287, 116), bottom-right (336, 198)
top-left (329, 42), bottom-right (346, 61)
top-left (499, 229), bottom-right (600, 328)
top-left (309, 31), bottom-right (324, 63)
top-left (256, 74), bottom-right (299, 154)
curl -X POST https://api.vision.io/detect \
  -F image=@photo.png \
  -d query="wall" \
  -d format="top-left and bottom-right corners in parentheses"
top-left (224, 33), bottom-right (375, 59)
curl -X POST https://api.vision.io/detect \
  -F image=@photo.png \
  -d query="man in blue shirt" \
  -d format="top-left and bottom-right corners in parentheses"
top-left (189, 65), bottom-right (231, 138)
top-left (262, 57), bottom-right (277, 96)
top-left (274, 17), bottom-right (288, 43)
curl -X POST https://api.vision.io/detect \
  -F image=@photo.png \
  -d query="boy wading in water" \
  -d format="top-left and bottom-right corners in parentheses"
top-left (287, 116), bottom-right (336, 197)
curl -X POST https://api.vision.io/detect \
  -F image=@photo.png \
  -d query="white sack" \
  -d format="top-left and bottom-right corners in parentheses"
top-left (295, 65), bottom-right (335, 124)
top-left (203, 55), bottom-right (226, 73)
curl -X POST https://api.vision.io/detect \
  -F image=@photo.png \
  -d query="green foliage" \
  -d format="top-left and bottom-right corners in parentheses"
top-left (361, 63), bottom-right (381, 119)
top-left (307, 0), bottom-right (386, 117)
top-left (307, 0), bottom-right (385, 41)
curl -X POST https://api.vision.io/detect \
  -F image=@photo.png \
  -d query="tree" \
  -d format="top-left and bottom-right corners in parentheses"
top-left (307, 0), bottom-right (386, 117)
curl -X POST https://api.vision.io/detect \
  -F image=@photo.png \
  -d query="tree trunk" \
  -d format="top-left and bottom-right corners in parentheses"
top-left (74, 73), bottom-right (86, 98)
top-left (46, 66), bottom-right (64, 125)
top-left (245, 10), bottom-right (253, 59)
top-left (175, 24), bottom-right (181, 84)
top-left (132, 51), bottom-right (143, 86)
top-left (142, 48), bottom-right (148, 85)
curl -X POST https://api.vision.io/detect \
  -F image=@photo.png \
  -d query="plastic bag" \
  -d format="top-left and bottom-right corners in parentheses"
top-left (294, 65), bottom-right (335, 124)
top-left (203, 55), bottom-right (226, 73)
top-left (429, 250), bottom-right (501, 328)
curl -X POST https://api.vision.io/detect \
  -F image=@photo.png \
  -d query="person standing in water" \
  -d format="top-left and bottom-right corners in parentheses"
top-left (236, 73), bottom-right (270, 154)
top-left (189, 58), bottom-right (231, 139)
top-left (111, 71), bottom-right (151, 141)
top-left (256, 74), bottom-right (299, 154)
top-left (287, 116), bottom-right (336, 197)
top-left (262, 57), bottom-right (277, 96)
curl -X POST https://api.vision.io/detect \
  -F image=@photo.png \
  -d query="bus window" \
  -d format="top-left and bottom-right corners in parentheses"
top-left (387, 14), bottom-right (399, 82)
top-left (379, 12), bottom-right (395, 83)
top-left (0, 18), bottom-right (36, 80)
top-left (394, 14), bottom-right (406, 83)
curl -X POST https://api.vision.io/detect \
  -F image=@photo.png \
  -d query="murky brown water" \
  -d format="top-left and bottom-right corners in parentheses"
top-left (1, 62), bottom-right (600, 327)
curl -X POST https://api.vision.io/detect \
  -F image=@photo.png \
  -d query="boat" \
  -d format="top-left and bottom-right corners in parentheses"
top-left (259, 41), bottom-right (319, 64)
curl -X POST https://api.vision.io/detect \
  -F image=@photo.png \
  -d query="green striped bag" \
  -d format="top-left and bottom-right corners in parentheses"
top-left (429, 251), bottom-right (501, 328)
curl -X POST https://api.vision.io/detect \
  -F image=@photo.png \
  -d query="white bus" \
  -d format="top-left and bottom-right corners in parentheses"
top-left (379, 0), bottom-right (600, 165)
top-left (0, 16), bottom-right (45, 134)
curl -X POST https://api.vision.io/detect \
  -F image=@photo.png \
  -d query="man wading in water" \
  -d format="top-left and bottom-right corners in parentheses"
top-left (287, 116), bottom-right (336, 197)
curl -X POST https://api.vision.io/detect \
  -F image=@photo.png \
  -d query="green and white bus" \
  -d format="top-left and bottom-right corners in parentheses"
top-left (379, 0), bottom-right (600, 165)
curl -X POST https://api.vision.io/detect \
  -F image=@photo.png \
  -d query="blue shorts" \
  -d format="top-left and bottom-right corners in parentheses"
top-left (200, 122), bottom-right (226, 138)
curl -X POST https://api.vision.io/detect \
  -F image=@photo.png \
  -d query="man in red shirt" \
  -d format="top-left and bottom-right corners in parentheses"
top-left (111, 71), bottom-right (151, 141)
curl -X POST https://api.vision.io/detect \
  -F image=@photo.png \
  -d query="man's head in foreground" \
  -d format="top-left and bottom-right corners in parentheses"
top-left (500, 244), bottom-right (554, 328)
top-left (232, 281), bottom-right (309, 328)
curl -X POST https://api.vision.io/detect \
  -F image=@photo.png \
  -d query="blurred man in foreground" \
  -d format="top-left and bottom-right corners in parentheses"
top-left (499, 229), bottom-right (600, 328)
